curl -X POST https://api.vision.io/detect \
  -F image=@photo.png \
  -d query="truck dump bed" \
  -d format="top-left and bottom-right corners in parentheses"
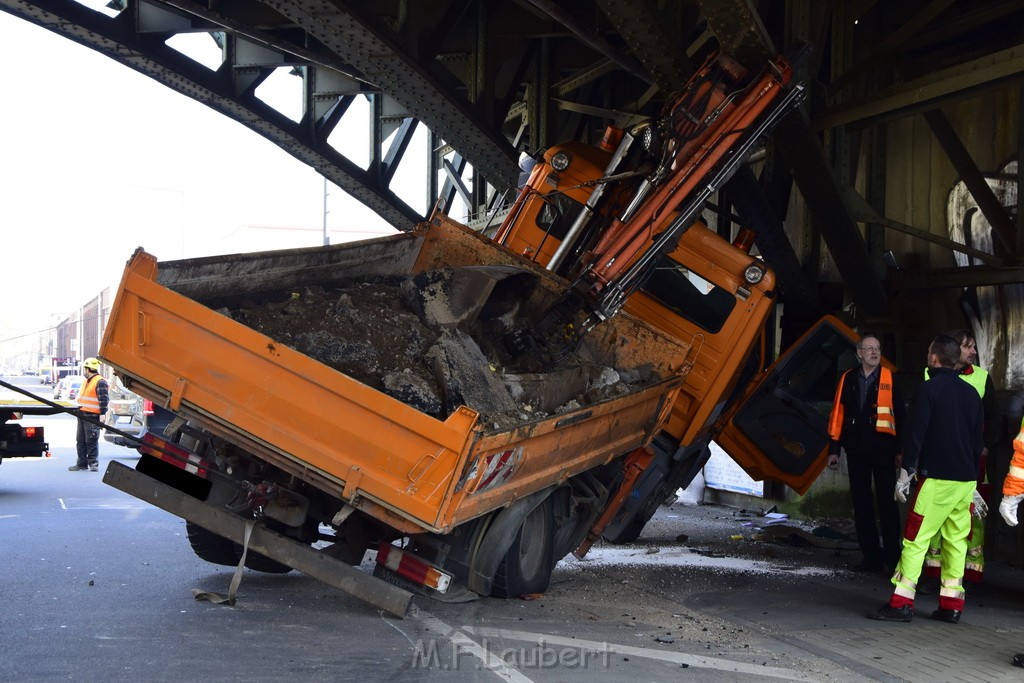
top-left (101, 216), bottom-right (691, 535)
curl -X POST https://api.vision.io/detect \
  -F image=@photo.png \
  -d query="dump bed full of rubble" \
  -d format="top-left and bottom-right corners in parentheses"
top-left (221, 268), bottom-right (658, 430)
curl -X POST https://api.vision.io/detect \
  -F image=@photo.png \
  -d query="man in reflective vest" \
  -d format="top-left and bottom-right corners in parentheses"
top-left (870, 333), bottom-right (983, 623)
top-left (827, 333), bottom-right (904, 573)
top-left (997, 418), bottom-right (1024, 666)
top-left (922, 330), bottom-right (998, 584)
top-left (70, 357), bottom-right (109, 472)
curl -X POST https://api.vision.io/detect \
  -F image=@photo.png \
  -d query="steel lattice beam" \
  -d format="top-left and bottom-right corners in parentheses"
top-left (256, 0), bottom-right (519, 194)
top-left (0, 0), bottom-right (425, 229)
top-left (696, 0), bottom-right (889, 315)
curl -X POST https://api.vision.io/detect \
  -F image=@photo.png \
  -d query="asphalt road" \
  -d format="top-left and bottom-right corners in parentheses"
top-left (4, 375), bottom-right (1024, 682)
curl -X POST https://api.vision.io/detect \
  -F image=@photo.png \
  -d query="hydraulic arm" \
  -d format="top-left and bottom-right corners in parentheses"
top-left (531, 51), bottom-right (804, 364)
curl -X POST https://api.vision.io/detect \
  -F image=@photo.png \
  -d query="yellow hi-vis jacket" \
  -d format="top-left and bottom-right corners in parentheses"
top-left (76, 375), bottom-right (103, 414)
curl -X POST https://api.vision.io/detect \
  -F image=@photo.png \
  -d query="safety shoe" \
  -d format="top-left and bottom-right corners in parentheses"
top-left (68, 465), bottom-right (89, 471)
top-left (931, 608), bottom-right (961, 624)
top-left (89, 464), bottom-right (99, 472)
top-left (867, 604), bottom-right (913, 622)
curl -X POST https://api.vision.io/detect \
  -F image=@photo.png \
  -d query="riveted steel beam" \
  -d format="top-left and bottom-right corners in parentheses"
top-left (818, 43), bottom-right (1024, 131)
top-left (597, 0), bottom-right (693, 94)
top-left (256, 0), bottom-right (519, 194)
top-left (889, 266), bottom-right (1024, 290)
top-left (696, 0), bottom-right (888, 315)
top-left (0, 0), bottom-right (423, 229)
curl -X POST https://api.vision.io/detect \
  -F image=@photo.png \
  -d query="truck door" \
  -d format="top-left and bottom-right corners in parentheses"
top-left (714, 316), bottom-right (884, 495)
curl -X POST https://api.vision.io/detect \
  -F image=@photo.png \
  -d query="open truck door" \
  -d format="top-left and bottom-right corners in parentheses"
top-left (714, 316), bottom-right (892, 495)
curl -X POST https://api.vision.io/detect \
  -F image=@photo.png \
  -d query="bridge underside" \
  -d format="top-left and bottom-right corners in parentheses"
top-left (2, 0), bottom-right (1023, 320)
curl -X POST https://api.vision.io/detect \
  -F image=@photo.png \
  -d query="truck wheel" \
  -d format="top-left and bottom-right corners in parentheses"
top-left (240, 550), bottom-right (293, 574)
top-left (492, 497), bottom-right (554, 598)
top-left (185, 521), bottom-right (292, 573)
top-left (185, 521), bottom-right (239, 566)
top-left (602, 515), bottom-right (647, 545)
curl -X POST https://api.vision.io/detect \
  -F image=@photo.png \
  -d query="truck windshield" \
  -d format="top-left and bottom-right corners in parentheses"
top-left (534, 191), bottom-right (585, 241)
top-left (641, 255), bottom-right (736, 333)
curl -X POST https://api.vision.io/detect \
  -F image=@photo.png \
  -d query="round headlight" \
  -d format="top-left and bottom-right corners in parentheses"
top-left (744, 263), bottom-right (765, 285)
top-left (642, 125), bottom-right (656, 150)
top-left (550, 152), bottom-right (571, 171)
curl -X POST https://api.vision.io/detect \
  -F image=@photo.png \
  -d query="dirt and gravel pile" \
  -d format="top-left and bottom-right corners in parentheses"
top-left (222, 269), bottom-right (653, 428)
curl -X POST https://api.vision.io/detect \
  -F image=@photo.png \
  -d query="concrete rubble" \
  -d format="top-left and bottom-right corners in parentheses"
top-left (223, 267), bottom-right (655, 428)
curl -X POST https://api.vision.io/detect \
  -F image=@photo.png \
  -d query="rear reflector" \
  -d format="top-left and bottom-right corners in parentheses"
top-left (23, 427), bottom-right (38, 438)
top-left (139, 433), bottom-right (211, 479)
top-left (376, 543), bottom-right (452, 593)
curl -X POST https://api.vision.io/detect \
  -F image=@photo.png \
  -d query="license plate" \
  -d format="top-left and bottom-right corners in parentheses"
top-left (115, 415), bottom-right (133, 425)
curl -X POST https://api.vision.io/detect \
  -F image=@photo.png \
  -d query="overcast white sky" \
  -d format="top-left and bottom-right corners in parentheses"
top-left (0, 9), bottom-right (408, 357)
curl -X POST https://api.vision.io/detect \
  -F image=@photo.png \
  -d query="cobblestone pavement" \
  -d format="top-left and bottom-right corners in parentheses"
top-left (560, 500), bottom-right (1024, 682)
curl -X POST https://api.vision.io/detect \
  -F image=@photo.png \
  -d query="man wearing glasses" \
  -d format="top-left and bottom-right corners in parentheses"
top-left (827, 333), bottom-right (905, 574)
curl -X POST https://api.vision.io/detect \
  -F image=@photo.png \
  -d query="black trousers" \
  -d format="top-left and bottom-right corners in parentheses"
top-left (76, 419), bottom-right (101, 468)
top-left (847, 447), bottom-right (901, 568)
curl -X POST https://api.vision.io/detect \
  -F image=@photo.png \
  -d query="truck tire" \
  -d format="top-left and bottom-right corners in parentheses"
top-left (240, 550), bottom-right (293, 574)
top-left (602, 515), bottom-right (647, 545)
top-left (184, 521), bottom-right (293, 573)
top-left (491, 497), bottom-right (554, 598)
top-left (185, 521), bottom-right (239, 567)
top-left (603, 444), bottom-right (712, 545)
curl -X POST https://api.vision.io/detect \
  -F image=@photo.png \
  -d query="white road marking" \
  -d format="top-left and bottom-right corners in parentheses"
top-left (57, 498), bottom-right (150, 511)
top-left (415, 611), bottom-right (534, 682)
top-left (464, 627), bottom-right (824, 681)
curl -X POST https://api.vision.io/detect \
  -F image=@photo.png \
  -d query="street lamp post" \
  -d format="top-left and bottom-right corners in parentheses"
top-left (322, 176), bottom-right (330, 246)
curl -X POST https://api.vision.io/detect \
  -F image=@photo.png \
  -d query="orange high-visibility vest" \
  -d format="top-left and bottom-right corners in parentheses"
top-left (1004, 426), bottom-right (1024, 496)
top-left (827, 366), bottom-right (896, 440)
top-left (76, 375), bottom-right (102, 414)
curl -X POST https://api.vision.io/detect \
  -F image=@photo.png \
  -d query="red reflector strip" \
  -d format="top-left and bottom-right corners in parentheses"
top-left (23, 427), bottom-right (38, 438)
top-left (376, 543), bottom-right (451, 593)
top-left (139, 434), bottom-right (210, 479)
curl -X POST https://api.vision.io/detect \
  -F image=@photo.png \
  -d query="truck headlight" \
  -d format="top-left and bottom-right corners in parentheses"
top-left (550, 152), bottom-right (571, 171)
top-left (744, 263), bottom-right (765, 285)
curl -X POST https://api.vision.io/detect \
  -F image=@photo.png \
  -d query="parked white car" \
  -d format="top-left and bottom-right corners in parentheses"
top-left (53, 375), bottom-right (85, 401)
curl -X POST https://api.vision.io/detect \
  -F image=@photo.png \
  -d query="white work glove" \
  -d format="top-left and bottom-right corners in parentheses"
top-left (999, 494), bottom-right (1024, 527)
top-left (894, 468), bottom-right (916, 503)
top-left (971, 489), bottom-right (988, 519)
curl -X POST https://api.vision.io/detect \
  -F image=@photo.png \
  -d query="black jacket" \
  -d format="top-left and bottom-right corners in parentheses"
top-left (828, 365), bottom-right (905, 457)
top-left (903, 366), bottom-right (984, 481)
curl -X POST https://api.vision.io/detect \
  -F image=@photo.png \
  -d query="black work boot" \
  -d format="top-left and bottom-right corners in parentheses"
top-left (931, 608), bottom-right (961, 624)
top-left (867, 604), bottom-right (913, 622)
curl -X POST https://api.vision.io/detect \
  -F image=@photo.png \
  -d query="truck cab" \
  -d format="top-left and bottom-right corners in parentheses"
top-left (492, 131), bottom-right (837, 540)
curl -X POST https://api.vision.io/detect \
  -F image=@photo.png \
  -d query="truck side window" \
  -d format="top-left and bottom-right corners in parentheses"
top-left (774, 332), bottom-right (854, 419)
top-left (535, 192), bottom-right (585, 241)
top-left (729, 323), bottom-right (854, 476)
top-left (641, 256), bottom-right (736, 333)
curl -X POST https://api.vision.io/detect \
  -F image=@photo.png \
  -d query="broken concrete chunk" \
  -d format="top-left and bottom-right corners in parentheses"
top-left (401, 265), bottom-right (541, 333)
top-left (425, 329), bottom-right (519, 425)
top-left (226, 270), bottom-right (652, 427)
top-left (382, 370), bottom-right (443, 418)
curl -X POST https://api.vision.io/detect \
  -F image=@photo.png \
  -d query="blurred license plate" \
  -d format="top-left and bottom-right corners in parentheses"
top-left (115, 415), bottom-right (133, 424)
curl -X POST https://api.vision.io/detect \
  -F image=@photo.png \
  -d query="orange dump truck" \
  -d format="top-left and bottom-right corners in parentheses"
top-left (100, 217), bottom-right (693, 616)
top-left (100, 49), bottom-right (859, 617)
